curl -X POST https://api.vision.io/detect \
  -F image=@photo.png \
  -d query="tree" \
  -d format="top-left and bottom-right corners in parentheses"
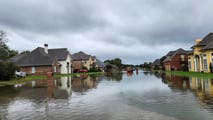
top-left (0, 31), bottom-right (9, 60)
top-left (20, 50), bottom-right (30, 54)
top-left (0, 30), bottom-right (18, 60)
top-left (104, 58), bottom-right (123, 68)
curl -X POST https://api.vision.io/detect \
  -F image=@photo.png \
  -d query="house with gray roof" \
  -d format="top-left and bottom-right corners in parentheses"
top-left (11, 44), bottom-right (72, 75)
top-left (163, 48), bottom-right (189, 71)
top-left (188, 33), bottom-right (213, 73)
top-left (71, 51), bottom-right (97, 72)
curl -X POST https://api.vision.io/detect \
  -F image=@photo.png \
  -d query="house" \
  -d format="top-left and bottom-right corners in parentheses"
top-left (188, 33), bottom-right (213, 73)
top-left (71, 51), bottom-right (97, 72)
top-left (163, 48), bottom-right (189, 71)
top-left (11, 44), bottom-right (72, 75)
top-left (96, 59), bottom-right (106, 71)
top-left (152, 59), bottom-right (161, 70)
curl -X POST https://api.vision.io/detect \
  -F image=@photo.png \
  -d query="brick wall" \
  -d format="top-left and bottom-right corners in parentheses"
top-left (21, 66), bottom-right (60, 75)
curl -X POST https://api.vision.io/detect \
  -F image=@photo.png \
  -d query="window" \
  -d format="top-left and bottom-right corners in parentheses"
top-left (188, 57), bottom-right (191, 59)
top-left (181, 55), bottom-right (185, 61)
top-left (203, 59), bottom-right (208, 70)
top-left (211, 53), bottom-right (213, 56)
top-left (32, 67), bottom-right (35, 73)
top-left (188, 61), bottom-right (191, 70)
top-left (203, 54), bottom-right (207, 57)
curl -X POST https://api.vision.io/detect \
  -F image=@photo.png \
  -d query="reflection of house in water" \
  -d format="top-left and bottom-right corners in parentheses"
top-left (54, 77), bottom-right (72, 99)
top-left (163, 74), bottom-right (190, 89)
top-left (13, 77), bottom-right (72, 100)
top-left (162, 74), bottom-right (213, 112)
top-left (189, 77), bottom-right (213, 107)
top-left (71, 75), bottom-right (99, 93)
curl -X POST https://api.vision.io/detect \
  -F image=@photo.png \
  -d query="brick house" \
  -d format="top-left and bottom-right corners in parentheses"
top-left (163, 48), bottom-right (189, 71)
top-left (11, 44), bottom-right (72, 75)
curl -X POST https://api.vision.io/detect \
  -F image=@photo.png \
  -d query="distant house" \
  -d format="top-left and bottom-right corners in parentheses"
top-left (188, 33), bottom-right (213, 73)
top-left (163, 48), bottom-right (189, 71)
top-left (11, 44), bottom-right (72, 75)
top-left (96, 59), bottom-right (106, 71)
top-left (152, 59), bottom-right (161, 70)
top-left (71, 51), bottom-right (97, 72)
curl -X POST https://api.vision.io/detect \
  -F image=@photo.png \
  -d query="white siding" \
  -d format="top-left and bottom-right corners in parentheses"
top-left (59, 54), bottom-right (72, 74)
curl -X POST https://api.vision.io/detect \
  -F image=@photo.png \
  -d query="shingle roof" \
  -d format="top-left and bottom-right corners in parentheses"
top-left (12, 47), bottom-right (70, 67)
top-left (201, 40), bottom-right (213, 51)
top-left (197, 33), bottom-right (213, 46)
top-left (163, 48), bottom-right (187, 63)
top-left (153, 59), bottom-right (161, 66)
top-left (71, 51), bottom-right (91, 60)
top-left (96, 59), bottom-right (106, 67)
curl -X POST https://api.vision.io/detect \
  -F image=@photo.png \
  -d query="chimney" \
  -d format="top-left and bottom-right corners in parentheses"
top-left (44, 44), bottom-right (48, 54)
top-left (195, 39), bottom-right (202, 45)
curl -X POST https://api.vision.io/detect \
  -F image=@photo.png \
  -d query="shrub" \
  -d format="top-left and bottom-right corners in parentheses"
top-left (0, 61), bottom-right (18, 81)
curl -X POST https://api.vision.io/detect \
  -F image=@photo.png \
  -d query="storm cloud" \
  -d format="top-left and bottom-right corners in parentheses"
top-left (1, 0), bottom-right (213, 64)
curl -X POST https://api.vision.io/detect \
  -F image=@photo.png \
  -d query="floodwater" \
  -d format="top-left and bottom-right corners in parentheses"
top-left (1, 71), bottom-right (213, 120)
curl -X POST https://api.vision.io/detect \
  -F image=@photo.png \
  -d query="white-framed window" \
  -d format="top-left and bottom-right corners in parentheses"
top-left (32, 67), bottom-right (35, 73)
top-left (188, 61), bottom-right (191, 71)
top-left (203, 59), bottom-right (208, 70)
top-left (180, 55), bottom-right (185, 61)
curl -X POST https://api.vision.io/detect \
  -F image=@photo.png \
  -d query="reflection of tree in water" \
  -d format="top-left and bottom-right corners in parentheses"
top-left (105, 72), bottom-right (123, 81)
top-left (0, 85), bottom-right (20, 104)
top-left (143, 71), bottom-right (149, 76)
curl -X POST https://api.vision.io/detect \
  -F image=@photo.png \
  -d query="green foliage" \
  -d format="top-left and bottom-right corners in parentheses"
top-left (104, 58), bottom-right (122, 68)
top-left (0, 30), bottom-right (18, 60)
top-left (82, 66), bottom-right (88, 70)
top-left (89, 67), bottom-right (101, 72)
top-left (0, 61), bottom-right (18, 81)
top-left (20, 50), bottom-right (30, 54)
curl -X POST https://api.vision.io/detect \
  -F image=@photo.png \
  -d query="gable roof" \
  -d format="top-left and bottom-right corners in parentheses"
top-left (71, 51), bottom-right (91, 60)
top-left (163, 48), bottom-right (187, 63)
top-left (12, 47), bottom-right (70, 67)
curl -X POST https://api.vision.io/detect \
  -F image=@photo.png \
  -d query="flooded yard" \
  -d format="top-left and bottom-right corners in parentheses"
top-left (1, 71), bottom-right (213, 120)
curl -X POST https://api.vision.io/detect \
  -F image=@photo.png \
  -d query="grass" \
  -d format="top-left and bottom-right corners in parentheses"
top-left (165, 71), bottom-right (213, 78)
top-left (0, 72), bottom-right (103, 86)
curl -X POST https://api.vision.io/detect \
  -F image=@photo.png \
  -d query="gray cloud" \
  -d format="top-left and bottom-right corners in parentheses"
top-left (1, 0), bottom-right (213, 64)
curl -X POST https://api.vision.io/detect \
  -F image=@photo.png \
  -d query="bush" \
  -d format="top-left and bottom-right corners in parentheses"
top-left (89, 67), bottom-right (101, 72)
top-left (0, 61), bottom-right (18, 81)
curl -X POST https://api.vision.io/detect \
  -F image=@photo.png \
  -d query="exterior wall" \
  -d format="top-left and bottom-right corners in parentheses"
top-left (164, 54), bottom-right (188, 71)
top-left (164, 63), bottom-right (171, 71)
top-left (20, 66), bottom-right (54, 75)
top-left (200, 50), bottom-right (213, 73)
top-left (188, 54), bottom-right (194, 72)
top-left (189, 45), bottom-right (213, 73)
top-left (59, 54), bottom-right (72, 74)
top-left (82, 57), bottom-right (97, 70)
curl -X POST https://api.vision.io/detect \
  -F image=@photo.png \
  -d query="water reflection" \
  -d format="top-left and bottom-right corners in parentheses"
top-left (2, 72), bottom-right (213, 120)
top-left (161, 73), bottom-right (213, 113)
top-left (72, 75), bottom-right (99, 93)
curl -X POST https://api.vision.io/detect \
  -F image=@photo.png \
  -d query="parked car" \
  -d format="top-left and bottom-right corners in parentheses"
top-left (15, 71), bottom-right (27, 77)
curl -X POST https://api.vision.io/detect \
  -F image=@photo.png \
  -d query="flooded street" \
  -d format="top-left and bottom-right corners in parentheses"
top-left (1, 71), bottom-right (213, 120)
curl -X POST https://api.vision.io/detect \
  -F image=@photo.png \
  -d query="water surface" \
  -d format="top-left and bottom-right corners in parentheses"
top-left (1, 71), bottom-right (213, 120)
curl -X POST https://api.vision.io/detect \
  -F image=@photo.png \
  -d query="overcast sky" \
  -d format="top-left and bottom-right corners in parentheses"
top-left (1, 0), bottom-right (213, 64)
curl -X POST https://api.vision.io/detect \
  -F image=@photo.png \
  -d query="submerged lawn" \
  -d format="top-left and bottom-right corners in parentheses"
top-left (165, 71), bottom-right (213, 78)
top-left (0, 72), bottom-right (103, 86)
